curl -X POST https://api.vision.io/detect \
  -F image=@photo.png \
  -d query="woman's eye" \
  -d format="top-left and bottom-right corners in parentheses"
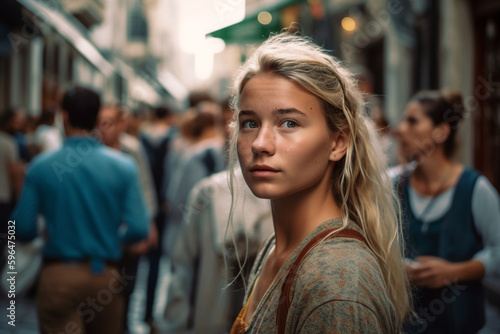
top-left (282, 120), bottom-right (298, 129)
top-left (241, 120), bottom-right (258, 129)
top-left (407, 117), bottom-right (417, 125)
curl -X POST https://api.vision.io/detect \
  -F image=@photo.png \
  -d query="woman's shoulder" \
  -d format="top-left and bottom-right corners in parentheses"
top-left (294, 236), bottom-right (393, 311)
top-left (296, 237), bottom-right (386, 298)
top-left (289, 237), bottom-right (396, 331)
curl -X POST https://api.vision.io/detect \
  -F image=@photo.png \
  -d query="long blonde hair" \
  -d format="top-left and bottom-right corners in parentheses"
top-left (227, 32), bottom-right (411, 327)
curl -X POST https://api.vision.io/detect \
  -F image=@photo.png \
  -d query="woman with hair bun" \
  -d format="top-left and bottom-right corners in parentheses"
top-left (395, 90), bottom-right (500, 333)
top-left (227, 32), bottom-right (412, 334)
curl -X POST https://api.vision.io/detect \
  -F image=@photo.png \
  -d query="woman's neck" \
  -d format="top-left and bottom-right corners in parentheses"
top-left (65, 127), bottom-right (89, 138)
top-left (270, 180), bottom-right (342, 255)
top-left (412, 151), bottom-right (458, 196)
top-left (413, 152), bottom-right (452, 183)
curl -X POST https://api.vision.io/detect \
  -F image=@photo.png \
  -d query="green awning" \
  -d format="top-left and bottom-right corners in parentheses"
top-left (209, 0), bottom-right (305, 45)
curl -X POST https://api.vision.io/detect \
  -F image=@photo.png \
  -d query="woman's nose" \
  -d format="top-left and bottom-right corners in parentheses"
top-left (252, 126), bottom-right (275, 156)
top-left (395, 122), bottom-right (405, 138)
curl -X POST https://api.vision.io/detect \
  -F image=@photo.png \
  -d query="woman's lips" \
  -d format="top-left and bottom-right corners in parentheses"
top-left (249, 164), bottom-right (280, 177)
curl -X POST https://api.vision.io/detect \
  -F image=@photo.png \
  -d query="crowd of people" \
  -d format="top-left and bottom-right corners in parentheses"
top-left (1, 31), bottom-right (499, 334)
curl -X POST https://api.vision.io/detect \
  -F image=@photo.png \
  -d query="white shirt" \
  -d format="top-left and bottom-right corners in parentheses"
top-left (34, 125), bottom-right (62, 152)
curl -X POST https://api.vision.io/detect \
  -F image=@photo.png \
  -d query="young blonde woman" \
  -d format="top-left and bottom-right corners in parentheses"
top-left (227, 33), bottom-right (411, 334)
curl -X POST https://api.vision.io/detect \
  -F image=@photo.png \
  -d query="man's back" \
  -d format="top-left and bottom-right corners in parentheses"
top-left (13, 135), bottom-right (150, 262)
top-left (11, 86), bottom-right (149, 334)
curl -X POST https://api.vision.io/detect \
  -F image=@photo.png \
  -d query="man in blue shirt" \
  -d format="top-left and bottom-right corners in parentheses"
top-left (11, 86), bottom-right (150, 334)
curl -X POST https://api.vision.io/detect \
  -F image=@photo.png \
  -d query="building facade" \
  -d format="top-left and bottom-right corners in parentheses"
top-left (209, 0), bottom-right (500, 190)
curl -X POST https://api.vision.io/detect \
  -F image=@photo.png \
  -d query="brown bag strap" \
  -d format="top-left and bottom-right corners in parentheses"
top-left (276, 228), bottom-right (367, 334)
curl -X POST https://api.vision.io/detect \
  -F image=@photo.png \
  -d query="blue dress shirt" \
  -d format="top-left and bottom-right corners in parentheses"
top-left (12, 136), bottom-right (150, 263)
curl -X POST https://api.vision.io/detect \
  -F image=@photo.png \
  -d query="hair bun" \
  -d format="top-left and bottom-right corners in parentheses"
top-left (441, 89), bottom-right (465, 121)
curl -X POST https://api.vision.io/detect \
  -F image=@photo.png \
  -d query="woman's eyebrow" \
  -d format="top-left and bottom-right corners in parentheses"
top-left (238, 110), bottom-right (255, 117)
top-left (238, 108), bottom-right (307, 117)
top-left (274, 108), bottom-right (307, 116)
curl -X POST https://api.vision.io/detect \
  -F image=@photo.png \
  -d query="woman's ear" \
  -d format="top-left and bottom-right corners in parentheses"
top-left (329, 130), bottom-right (348, 162)
top-left (432, 123), bottom-right (451, 144)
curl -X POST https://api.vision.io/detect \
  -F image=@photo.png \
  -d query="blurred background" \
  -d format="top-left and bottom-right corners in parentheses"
top-left (0, 0), bottom-right (499, 189)
top-left (0, 0), bottom-right (499, 332)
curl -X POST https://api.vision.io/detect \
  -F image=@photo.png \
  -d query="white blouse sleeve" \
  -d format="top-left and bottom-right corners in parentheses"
top-left (471, 176), bottom-right (500, 276)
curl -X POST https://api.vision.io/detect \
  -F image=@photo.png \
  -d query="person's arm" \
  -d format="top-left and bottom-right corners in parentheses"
top-left (407, 176), bottom-right (500, 288)
top-left (408, 256), bottom-right (485, 288)
top-left (121, 164), bottom-right (150, 244)
top-left (11, 171), bottom-right (40, 242)
top-left (125, 146), bottom-right (158, 254)
top-left (126, 221), bottom-right (157, 255)
top-left (470, 176), bottom-right (500, 276)
top-left (154, 182), bottom-right (205, 333)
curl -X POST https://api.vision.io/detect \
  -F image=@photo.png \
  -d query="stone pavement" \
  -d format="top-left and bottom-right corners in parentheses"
top-left (0, 256), bottom-right (171, 334)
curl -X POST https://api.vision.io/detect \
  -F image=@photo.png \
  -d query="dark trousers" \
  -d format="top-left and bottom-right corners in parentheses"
top-left (144, 212), bottom-right (166, 322)
top-left (120, 251), bottom-right (140, 333)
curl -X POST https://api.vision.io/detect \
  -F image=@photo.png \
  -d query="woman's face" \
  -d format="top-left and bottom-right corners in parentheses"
top-left (237, 74), bottom-right (337, 200)
top-left (396, 101), bottom-right (437, 162)
top-left (11, 112), bottom-right (26, 133)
